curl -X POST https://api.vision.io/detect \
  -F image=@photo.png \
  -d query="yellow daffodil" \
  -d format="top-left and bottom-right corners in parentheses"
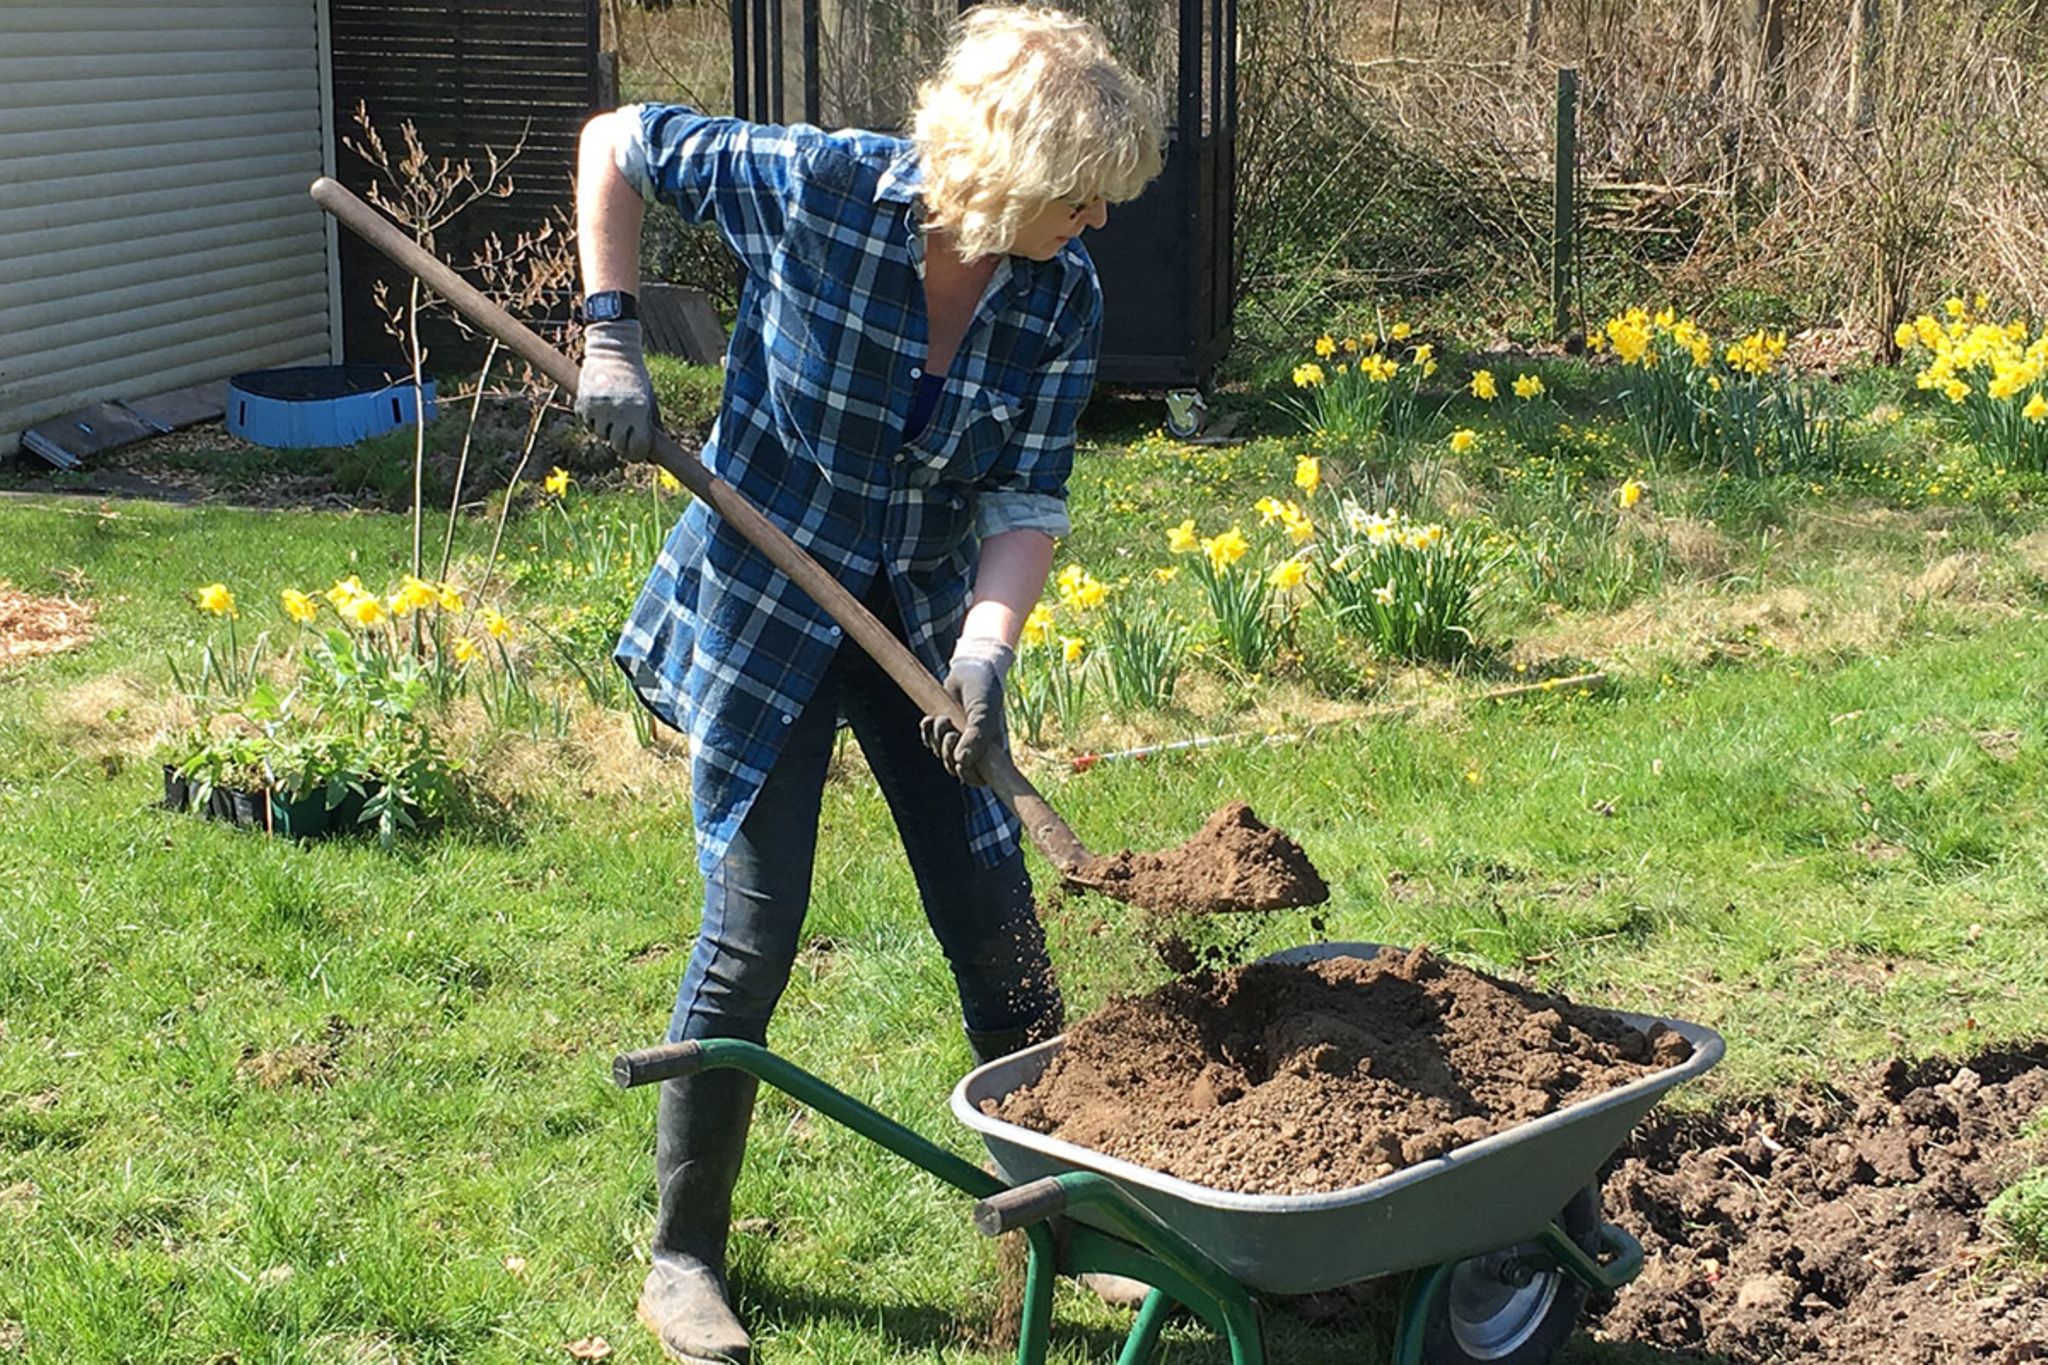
top-left (1056, 564), bottom-right (1107, 610)
top-left (1022, 604), bottom-right (1055, 645)
top-left (1945, 297), bottom-right (1966, 319)
top-left (543, 466), bottom-right (572, 497)
top-left (2025, 393), bottom-right (2048, 423)
top-left (436, 582), bottom-right (465, 612)
top-left (1469, 370), bottom-right (1498, 401)
top-left (195, 582), bottom-right (237, 617)
top-left (1617, 478), bottom-right (1646, 509)
top-left (1202, 527), bottom-right (1250, 571)
top-left (1894, 321), bottom-right (1918, 352)
top-left (1512, 373), bottom-right (1545, 400)
top-left (1268, 559), bottom-right (1308, 591)
top-left (1166, 518), bottom-right (1200, 554)
top-left (326, 576), bottom-right (367, 610)
top-left (1060, 636), bottom-right (1085, 665)
top-left (1295, 455), bottom-right (1321, 494)
top-left (1281, 506), bottom-right (1315, 544)
top-left (656, 467), bottom-right (682, 495)
top-left (1341, 336), bottom-right (1359, 353)
top-left (1254, 495), bottom-right (1287, 525)
top-left (1292, 362), bottom-right (1326, 389)
top-left (1449, 428), bottom-right (1477, 454)
top-left (1390, 322), bottom-right (1412, 341)
top-left (452, 636), bottom-right (480, 666)
top-left (1412, 343), bottom-right (1434, 365)
top-left (390, 575), bottom-right (439, 616)
top-left (1153, 566), bottom-right (1180, 584)
top-left (344, 594), bottom-right (387, 628)
top-left (1313, 334), bottom-right (1336, 359)
top-left (481, 607), bottom-right (512, 640)
top-left (280, 589), bottom-right (318, 624)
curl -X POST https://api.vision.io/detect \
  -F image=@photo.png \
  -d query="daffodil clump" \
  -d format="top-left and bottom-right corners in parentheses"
top-left (1313, 504), bottom-right (1485, 662)
top-left (1896, 296), bottom-right (2048, 471)
top-left (1167, 515), bottom-right (1291, 673)
top-left (1008, 565), bottom-right (1111, 743)
top-left (1287, 325), bottom-right (1442, 459)
top-left (1594, 305), bottom-right (1834, 478)
top-left (165, 572), bottom-right (521, 844)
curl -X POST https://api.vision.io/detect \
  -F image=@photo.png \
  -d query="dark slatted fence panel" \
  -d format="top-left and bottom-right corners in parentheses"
top-left (330, 0), bottom-right (599, 366)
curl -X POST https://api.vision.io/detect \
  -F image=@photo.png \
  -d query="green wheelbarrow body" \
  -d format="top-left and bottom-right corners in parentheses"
top-left (612, 943), bottom-right (1723, 1365)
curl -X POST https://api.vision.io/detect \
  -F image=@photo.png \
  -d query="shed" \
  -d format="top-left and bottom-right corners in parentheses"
top-left (0, 0), bottom-right (600, 456)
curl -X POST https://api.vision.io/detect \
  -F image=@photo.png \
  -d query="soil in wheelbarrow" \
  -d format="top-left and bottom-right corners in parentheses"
top-left (987, 946), bottom-right (1692, 1195)
top-left (1591, 1045), bottom-right (2048, 1365)
top-left (1072, 801), bottom-right (1330, 917)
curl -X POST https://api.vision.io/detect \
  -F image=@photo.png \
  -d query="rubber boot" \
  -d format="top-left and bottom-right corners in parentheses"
top-left (637, 1068), bottom-right (758, 1365)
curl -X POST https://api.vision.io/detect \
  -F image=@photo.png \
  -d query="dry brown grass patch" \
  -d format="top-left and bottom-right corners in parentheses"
top-left (42, 672), bottom-right (191, 757)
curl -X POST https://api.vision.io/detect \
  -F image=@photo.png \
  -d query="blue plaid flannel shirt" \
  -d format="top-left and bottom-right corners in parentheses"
top-left (611, 104), bottom-right (1101, 875)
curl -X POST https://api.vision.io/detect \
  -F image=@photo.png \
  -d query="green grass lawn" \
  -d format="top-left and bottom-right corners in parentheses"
top-left (5, 386), bottom-right (2048, 1362)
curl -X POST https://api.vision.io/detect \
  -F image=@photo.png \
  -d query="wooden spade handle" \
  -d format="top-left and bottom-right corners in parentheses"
top-left (309, 177), bottom-right (1091, 873)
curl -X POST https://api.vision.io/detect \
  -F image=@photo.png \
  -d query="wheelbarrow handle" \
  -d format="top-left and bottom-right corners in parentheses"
top-left (306, 176), bottom-right (1091, 877)
top-left (973, 1177), bottom-right (1069, 1236)
top-left (613, 1041), bottom-right (704, 1089)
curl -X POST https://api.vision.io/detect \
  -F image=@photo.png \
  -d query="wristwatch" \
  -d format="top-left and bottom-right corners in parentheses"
top-left (581, 290), bottom-right (639, 324)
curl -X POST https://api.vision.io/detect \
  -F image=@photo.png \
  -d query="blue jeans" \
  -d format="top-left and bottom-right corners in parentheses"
top-left (666, 600), bottom-right (1062, 1047)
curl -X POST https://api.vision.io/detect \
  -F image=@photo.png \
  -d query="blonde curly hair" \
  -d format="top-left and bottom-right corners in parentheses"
top-left (912, 5), bottom-right (1164, 261)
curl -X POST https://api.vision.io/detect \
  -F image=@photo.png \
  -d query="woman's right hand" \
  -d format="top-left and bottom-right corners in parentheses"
top-left (576, 319), bottom-right (657, 460)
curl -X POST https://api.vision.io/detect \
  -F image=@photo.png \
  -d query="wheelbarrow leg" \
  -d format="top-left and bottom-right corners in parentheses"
top-left (1113, 1289), bottom-right (1173, 1365)
top-left (1392, 1261), bottom-right (1456, 1365)
top-left (1016, 1224), bottom-right (1058, 1365)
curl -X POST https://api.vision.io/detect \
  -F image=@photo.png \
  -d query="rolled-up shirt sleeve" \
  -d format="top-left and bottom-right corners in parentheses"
top-left (614, 103), bottom-right (796, 273)
top-left (973, 268), bottom-right (1100, 541)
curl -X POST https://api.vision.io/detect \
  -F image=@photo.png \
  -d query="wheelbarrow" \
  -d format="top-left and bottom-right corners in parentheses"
top-left (612, 943), bottom-right (1724, 1365)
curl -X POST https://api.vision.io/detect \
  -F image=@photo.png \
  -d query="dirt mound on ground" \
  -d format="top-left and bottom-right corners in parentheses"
top-left (1074, 802), bottom-right (1329, 915)
top-left (0, 583), bottom-right (93, 667)
top-left (988, 948), bottom-right (1689, 1194)
top-left (1596, 1048), bottom-right (2048, 1364)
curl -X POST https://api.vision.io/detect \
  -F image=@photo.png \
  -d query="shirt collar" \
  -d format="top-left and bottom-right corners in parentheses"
top-left (875, 144), bottom-right (924, 204)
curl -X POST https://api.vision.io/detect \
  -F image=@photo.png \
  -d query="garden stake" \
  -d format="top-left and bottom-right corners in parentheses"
top-left (309, 177), bottom-right (1327, 913)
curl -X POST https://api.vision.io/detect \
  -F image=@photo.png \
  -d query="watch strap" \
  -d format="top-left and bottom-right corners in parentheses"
top-left (580, 290), bottom-right (639, 323)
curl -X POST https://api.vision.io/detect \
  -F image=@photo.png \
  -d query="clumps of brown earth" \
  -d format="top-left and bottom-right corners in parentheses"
top-left (988, 946), bottom-right (1691, 1195)
top-left (1595, 1047), bottom-right (2048, 1365)
top-left (0, 583), bottom-right (94, 667)
top-left (1073, 802), bottom-right (1329, 916)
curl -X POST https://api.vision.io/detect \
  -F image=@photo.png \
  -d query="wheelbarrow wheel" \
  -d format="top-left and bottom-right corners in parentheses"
top-left (1418, 1184), bottom-right (1602, 1365)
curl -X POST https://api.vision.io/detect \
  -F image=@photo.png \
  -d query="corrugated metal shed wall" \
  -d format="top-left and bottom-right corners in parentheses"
top-left (0, 0), bottom-right (334, 454)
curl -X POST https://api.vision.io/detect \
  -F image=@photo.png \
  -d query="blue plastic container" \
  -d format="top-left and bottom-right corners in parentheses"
top-left (225, 365), bottom-right (437, 448)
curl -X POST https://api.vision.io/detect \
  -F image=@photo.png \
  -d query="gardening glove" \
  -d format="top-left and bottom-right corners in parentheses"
top-left (922, 637), bottom-right (1014, 786)
top-left (575, 319), bottom-right (656, 461)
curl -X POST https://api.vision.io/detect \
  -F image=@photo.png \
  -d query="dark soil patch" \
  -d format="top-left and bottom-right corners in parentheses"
top-left (989, 947), bottom-right (1688, 1194)
top-left (1595, 1047), bottom-right (2048, 1364)
top-left (1073, 802), bottom-right (1330, 915)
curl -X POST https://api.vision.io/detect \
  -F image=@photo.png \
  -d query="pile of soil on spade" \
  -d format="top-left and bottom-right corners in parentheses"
top-left (1594, 1046), bottom-right (2048, 1364)
top-left (987, 946), bottom-right (1691, 1195)
top-left (1073, 802), bottom-right (1329, 915)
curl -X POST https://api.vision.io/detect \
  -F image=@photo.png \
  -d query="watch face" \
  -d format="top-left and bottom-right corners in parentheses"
top-left (586, 293), bottom-right (625, 323)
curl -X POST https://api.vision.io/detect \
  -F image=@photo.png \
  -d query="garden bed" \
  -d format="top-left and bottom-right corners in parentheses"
top-left (987, 946), bottom-right (1691, 1195)
top-left (1597, 1047), bottom-right (2048, 1364)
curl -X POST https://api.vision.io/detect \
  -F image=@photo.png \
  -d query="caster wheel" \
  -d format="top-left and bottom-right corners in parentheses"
top-left (1164, 388), bottom-right (1208, 438)
top-left (1420, 1185), bottom-right (1603, 1365)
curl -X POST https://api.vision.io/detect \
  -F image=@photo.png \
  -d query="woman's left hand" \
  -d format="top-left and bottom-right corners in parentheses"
top-left (921, 638), bottom-right (1015, 784)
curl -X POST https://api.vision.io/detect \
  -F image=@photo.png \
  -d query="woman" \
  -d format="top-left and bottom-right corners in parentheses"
top-left (573, 8), bottom-right (1161, 1361)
